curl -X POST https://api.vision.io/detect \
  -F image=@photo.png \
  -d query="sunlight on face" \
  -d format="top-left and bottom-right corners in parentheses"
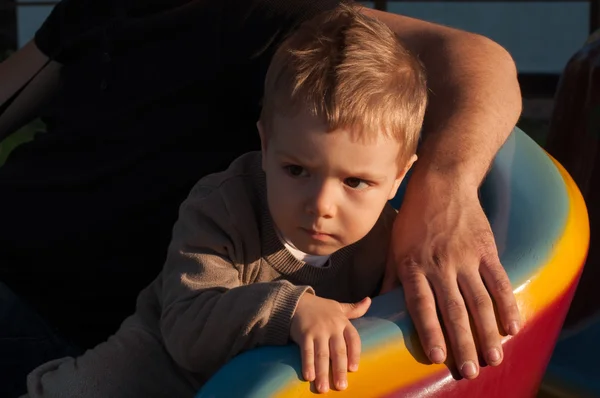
top-left (258, 110), bottom-right (413, 256)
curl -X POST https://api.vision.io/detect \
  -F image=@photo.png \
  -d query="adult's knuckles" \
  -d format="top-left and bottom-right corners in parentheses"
top-left (397, 256), bottom-right (424, 274)
top-left (418, 327), bottom-right (443, 345)
top-left (432, 252), bottom-right (451, 271)
top-left (454, 341), bottom-right (477, 358)
top-left (443, 297), bottom-right (467, 316)
top-left (400, 267), bottom-right (426, 287)
top-left (481, 329), bottom-right (501, 345)
top-left (406, 290), bottom-right (436, 312)
top-left (471, 292), bottom-right (493, 309)
top-left (491, 276), bottom-right (513, 294)
top-left (503, 301), bottom-right (520, 315)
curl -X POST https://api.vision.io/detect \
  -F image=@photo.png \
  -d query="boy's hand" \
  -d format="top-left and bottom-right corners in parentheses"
top-left (291, 294), bottom-right (371, 394)
top-left (382, 178), bottom-right (521, 379)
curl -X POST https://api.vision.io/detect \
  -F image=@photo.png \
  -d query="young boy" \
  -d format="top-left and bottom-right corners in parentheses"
top-left (23, 4), bottom-right (427, 397)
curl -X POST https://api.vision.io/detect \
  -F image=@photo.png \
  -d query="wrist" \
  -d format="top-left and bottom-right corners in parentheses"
top-left (293, 291), bottom-right (310, 314)
top-left (412, 128), bottom-right (504, 191)
top-left (408, 160), bottom-right (484, 197)
top-left (266, 284), bottom-right (313, 347)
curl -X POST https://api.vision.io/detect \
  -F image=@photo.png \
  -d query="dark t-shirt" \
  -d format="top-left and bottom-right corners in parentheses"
top-left (1, 0), bottom-right (340, 346)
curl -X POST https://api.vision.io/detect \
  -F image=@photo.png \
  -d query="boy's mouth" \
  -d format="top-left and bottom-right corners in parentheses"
top-left (301, 227), bottom-right (334, 240)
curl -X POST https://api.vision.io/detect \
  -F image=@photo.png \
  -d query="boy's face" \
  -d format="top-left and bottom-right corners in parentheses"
top-left (258, 110), bottom-right (415, 256)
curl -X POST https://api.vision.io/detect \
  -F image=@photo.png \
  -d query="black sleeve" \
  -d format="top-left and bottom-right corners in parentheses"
top-left (218, 0), bottom-right (345, 118)
top-left (224, 0), bottom-right (345, 61)
top-left (34, 0), bottom-right (113, 62)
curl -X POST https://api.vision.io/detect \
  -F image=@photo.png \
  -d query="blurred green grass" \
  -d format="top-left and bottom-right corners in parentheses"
top-left (0, 119), bottom-right (45, 166)
top-left (0, 49), bottom-right (44, 165)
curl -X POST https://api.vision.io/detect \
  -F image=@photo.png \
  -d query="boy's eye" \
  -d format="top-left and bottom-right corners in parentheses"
top-left (284, 165), bottom-right (307, 177)
top-left (344, 177), bottom-right (369, 190)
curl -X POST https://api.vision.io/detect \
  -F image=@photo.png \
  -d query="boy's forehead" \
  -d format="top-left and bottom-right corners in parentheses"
top-left (270, 113), bottom-right (401, 165)
top-left (267, 109), bottom-right (329, 142)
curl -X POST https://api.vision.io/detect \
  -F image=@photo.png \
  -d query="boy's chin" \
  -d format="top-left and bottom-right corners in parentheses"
top-left (304, 247), bottom-right (336, 256)
top-left (297, 241), bottom-right (342, 257)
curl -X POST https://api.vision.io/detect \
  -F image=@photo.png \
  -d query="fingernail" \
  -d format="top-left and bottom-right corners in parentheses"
top-left (508, 321), bottom-right (520, 335)
top-left (304, 371), bottom-right (314, 381)
top-left (318, 383), bottom-right (329, 393)
top-left (429, 347), bottom-right (445, 363)
top-left (488, 348), bottom-right (501, 363)
top-left (338, 380), bottom-right (348, 390)
top-left (349, 363), bottom-right (359, 372)
top-left (461, 361), bottom-right (478, 378)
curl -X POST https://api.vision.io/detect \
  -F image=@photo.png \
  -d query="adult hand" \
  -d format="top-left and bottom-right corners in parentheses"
top-left (381, 173), bottom-right (521, 379)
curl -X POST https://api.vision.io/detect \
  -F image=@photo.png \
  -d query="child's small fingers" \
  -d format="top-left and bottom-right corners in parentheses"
top-left (329, 335), bottom-right (348, 391)
top-left (344, 325), bottom-right (361, 372)
top-left (314, 338), bottom-right (330, 393)
top-left (300, 338), bottom-right (315, 382)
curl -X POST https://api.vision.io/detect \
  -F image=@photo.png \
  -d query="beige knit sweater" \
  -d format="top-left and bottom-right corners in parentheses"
top-left (23, 151), bottom-right (397, 398)
top-left (134, 151), bottom-right (397, 386)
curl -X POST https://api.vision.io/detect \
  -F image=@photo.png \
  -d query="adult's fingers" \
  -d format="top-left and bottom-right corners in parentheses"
top-left (402, 269), bottom-right (447, 364)
top-left (480, 255), bottom-right (521, 336)
top-left (431, 276), bottom-right (479, 379)
top-left (458, 271), bottom-right (503, 366)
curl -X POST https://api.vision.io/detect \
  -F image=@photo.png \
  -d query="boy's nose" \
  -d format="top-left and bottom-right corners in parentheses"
top-left (306, 181), bottom-right (337, 219)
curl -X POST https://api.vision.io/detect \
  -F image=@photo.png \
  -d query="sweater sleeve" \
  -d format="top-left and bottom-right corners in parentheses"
top-left (159, 184), bottom-right (312, 377)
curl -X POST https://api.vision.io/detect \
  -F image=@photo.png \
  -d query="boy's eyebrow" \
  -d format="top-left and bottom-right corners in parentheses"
top-left (273, 149), bottom-right (306, 164)
top-left (350, 172), bottom-right (388, 182)
top-left (332, 166), bottom-right (390, 182)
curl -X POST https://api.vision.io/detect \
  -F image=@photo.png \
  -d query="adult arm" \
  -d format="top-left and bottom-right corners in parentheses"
top-left (0, 40), bottom-right (61, 141)
top-left (361, 8), bottom-right (522, 379)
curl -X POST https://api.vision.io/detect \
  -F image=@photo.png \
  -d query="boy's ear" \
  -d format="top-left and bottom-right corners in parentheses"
top-left (257, 120), bottom-right (268, 171)
top-left (388, 154), bottom-right (418, 200)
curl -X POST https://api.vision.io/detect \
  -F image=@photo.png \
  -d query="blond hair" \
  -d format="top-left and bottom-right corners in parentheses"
top-left (260, 3), bottom-right (428, 164)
